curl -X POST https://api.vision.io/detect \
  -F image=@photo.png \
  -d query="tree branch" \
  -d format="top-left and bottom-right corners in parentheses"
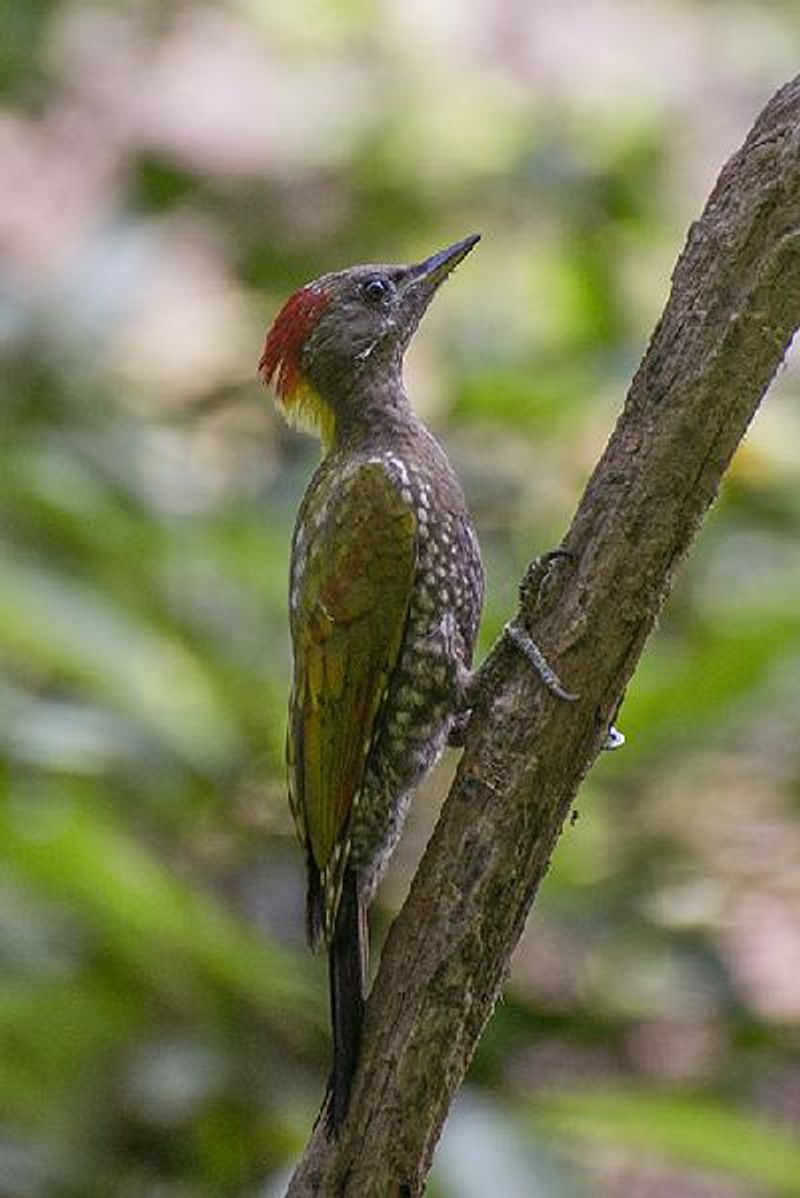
top-left (286, 76), bottom-right (800, 1196)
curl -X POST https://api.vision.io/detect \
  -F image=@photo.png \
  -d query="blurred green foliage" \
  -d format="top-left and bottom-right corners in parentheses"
top-left (2, 1), bottom-right (800, 1195)
top-left (533, 1090), bottom-right (800, 1194)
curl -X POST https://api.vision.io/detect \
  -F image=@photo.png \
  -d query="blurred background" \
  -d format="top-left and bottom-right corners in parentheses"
top-left (2, 2), bottom-right (800, 1195)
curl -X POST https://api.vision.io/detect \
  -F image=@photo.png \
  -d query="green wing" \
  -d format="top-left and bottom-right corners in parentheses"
top-left (287, 462), bottom-right (417, 885)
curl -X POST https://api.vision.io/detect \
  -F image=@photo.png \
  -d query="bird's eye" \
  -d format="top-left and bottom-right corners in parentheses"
top-left (362, 277), bottom-right (391, 303)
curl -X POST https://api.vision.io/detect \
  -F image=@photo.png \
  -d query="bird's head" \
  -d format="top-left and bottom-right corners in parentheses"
top-left (259, 234), bottom-right (480, 449)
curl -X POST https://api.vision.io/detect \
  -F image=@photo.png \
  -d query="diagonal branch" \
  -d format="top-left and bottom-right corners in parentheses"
top-left (286, 76), bottom-right (800, 1196)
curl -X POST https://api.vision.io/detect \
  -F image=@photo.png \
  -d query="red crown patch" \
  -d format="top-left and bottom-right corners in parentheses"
top-left (259, 285), bottom-right (330, 402)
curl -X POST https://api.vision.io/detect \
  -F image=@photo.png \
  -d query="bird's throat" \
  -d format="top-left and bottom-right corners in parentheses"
top-left (277, 377), bottom-right (337, 452)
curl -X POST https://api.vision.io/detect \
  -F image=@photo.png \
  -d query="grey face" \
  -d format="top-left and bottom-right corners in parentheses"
top-left (299, 265), bottom-right (410, 399)
top-left (300, 236), bottom-right (480, 403)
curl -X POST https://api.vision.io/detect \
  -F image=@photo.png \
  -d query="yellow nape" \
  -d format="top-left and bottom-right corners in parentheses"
top-left (277, 379), bottom-right (336, 452)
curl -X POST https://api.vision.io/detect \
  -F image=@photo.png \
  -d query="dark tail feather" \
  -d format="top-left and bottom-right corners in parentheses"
top-left (326, 867), bottom-right (366, 1135)
top-left (305, 852), bottom-right (324, 950)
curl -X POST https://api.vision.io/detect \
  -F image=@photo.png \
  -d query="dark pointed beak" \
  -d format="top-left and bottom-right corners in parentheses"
top-left (405, 234), bottom-right (481, 294)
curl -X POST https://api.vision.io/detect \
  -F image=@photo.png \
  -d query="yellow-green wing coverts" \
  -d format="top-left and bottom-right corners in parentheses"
top-left (287, 462), bottom-right (417, 925)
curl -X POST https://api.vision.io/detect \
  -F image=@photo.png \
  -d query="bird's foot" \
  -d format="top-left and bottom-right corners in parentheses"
top-left (452, 548), bottom-right (626, 749)
top-left (503, 620), bottom-right (578, 703)
top-left (518, 548), bottom-right (575, 609)
top-left (507, 548), bottom-right (579, 701)
top-left (505, 624), bottom-right (625, 747)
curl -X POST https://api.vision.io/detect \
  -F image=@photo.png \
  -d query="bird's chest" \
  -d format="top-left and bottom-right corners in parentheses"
top-left (370, 491), bottom-right (480, 764)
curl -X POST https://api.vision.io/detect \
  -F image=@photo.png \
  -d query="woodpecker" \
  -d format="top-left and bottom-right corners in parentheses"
top-left (260, 236), bottom-right (485, 1132)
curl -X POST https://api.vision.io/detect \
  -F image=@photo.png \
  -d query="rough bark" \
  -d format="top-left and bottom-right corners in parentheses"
top-left (286, 77), bottom-right (800, 1196)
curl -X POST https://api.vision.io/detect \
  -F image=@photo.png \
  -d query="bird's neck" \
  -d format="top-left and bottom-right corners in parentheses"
top-left (328, 374), bottom-right (421, 455)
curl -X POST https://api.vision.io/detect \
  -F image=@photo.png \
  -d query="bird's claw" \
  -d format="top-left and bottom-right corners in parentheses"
top-left (519, 547), bottom-right (575, 608)
top-left (503, 620), bottom-right (579, 703)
